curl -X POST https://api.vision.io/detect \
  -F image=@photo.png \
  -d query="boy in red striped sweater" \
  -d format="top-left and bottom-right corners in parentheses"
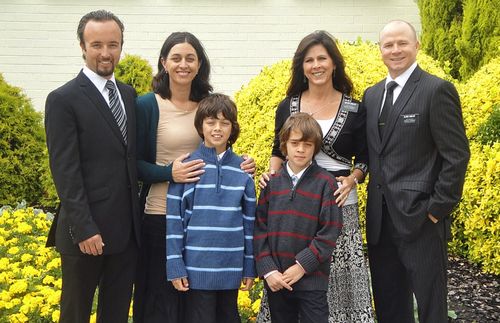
top-left (254, 113), bottom-right (343, 323)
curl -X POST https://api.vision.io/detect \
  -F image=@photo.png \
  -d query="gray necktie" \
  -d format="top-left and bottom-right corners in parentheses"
top-left (105, 80), bottom-right (127, 144)
top-left (291, 174), bottom-right (298, 187)
top-left (378, 81), bottom-right (398, 138)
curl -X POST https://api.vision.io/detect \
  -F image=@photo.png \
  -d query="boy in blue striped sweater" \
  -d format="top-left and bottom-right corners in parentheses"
top-left (166, 93), bottom-right (256, 323)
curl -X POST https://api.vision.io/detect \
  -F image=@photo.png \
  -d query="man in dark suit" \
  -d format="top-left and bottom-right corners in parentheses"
top-left (45, 10), bottom-right (140, 323)
top-left (363, 20), bottom-right (470, 323)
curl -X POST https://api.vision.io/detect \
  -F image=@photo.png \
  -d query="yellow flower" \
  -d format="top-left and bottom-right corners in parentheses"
top-left (21, 265), bottom-right (41, 277)
top-left (0, 257), bottom-right (9, 267)
top-left (52, 309), bottom-right (60, 322)
top-left (9, 280), bottom-right (28, 294)
top-left (7, 246), bottom-right (20, 255)
top-left (20, 254), bottom-right (33, 262)
top-left (42, 275), bottom-right (55, 285)
top-left (16, 222), bottom-right (33, 234)
top-left (9, 312), bottom-right (29, 322)
top-left (252, 298), bottom-right (261, 313)
top-left (46, 258), bottom-right (61, 270)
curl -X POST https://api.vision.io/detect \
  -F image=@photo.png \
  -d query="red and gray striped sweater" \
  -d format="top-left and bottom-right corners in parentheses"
top-left (253, 162), bottom-right (343, 291)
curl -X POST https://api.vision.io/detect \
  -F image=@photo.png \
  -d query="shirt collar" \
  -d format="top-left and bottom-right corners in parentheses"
top-left (217, 150), bottom-right (226, 160)
top-left (385, 61), bottom-right (417, 89)
top-left (82, 65), bottom-right (117, 93)
top-left (286, 161), bottom-right (310, 180)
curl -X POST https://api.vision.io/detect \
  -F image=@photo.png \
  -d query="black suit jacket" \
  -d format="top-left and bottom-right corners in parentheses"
top-left (45, 70), bottom-right (140, 255)
top-left (363, 66), bottom-right (470, 243)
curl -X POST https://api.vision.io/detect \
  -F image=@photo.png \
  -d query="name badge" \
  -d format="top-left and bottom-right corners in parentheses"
top-left (401, 113), bottom-right (419, 125)
top-left (340, 99), bottom-right (359, 113)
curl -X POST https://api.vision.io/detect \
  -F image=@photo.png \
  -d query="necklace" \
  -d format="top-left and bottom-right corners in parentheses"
top-left (304, 94), bottom-right (337, 116)
top-left (170, 99), bottom-right (197, 113)
top-left (303, 97), bottom-right (335, 116)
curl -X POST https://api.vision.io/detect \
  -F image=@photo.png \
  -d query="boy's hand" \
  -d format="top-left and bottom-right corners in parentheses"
top-left (265, 272), bottom-right (293, 292)
top-left (282, 264), bottom-right (305, 286)
top-left (240, 278), bottom-right (254, 291)
top-left (171, 277), bottom-right (189, 292)
top-left (240, 154), bottom-right (256, 176)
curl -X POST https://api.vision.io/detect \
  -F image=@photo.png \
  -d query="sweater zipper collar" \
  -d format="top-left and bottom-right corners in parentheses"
top-left (288, 163), bottom-right (313, 200)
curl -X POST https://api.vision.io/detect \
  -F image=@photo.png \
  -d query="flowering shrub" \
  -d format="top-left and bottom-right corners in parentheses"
top-left (449, 141), bottom-right (500, 275)
top-left (0, 204), bottom-right (262, 321)
top-left (237, 280), bottom-right (262, 322)
top-left (0, 203), bottom-right (60, 322)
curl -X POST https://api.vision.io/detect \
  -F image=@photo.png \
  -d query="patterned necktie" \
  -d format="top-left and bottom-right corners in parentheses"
top-left (378, 81), bottom-right (398, 138)
top-left (105, 80), bottom-right (127, 144)
top-left (291, 174), bottom-right (298, 187)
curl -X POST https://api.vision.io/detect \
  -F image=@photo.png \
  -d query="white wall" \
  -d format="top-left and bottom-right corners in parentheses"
top-left (0, 0), bottom-right (420, 111)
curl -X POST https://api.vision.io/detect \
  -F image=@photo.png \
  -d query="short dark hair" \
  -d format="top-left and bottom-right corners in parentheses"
top-left (77, 10), bottom-right (124, 46)
top-left (194, 93), bottom-right (240, 147)
top-left (279, 113), bottom-right (323, 157)
top-left (287, 30), bottom-right (353, 97)
top-left (153, 32), bottom-right (213, 102)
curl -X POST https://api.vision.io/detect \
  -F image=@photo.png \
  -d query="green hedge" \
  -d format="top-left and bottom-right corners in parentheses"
top-left (115, 54), bottom-right (153, 96)
top-left (418, 0), bottom-right (500, 80)
top-left (234, 41), bottom-right (500, 274)
top-left (418, 0), bottom-right (463, 79)
top-left (0, 74), bottom-right (52, 208)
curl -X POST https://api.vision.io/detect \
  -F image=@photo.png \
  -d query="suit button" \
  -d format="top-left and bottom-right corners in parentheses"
top-left (376, 184), bottom-right (381, 189)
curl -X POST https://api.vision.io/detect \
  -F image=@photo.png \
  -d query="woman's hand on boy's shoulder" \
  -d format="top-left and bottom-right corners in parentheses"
top-left (172, 153), bottom-right (205, 183)
top-left (258, 172), bottom-right (270, 189)
top-left (240, 154), bottom-right (256, 176)
top-left (258, 169), bottom-right (277, 189)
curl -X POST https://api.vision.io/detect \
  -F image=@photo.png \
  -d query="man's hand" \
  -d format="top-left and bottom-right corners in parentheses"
top-left (240, 278), bottom-right (254, 291)
top-left (78, 234), bottom-right (104, 256)
top-left (428, 213), bottom-right (438, 223)
top-left (282, 264), bottom-right (305, 286)
top-left (171, 277), bottom-right (190, 291)
top-left (172, 153), bottom-right (205, 183)
top-left (265, 272), bottom-right (293, 292)
top-left (240, 154), bottom-right (256, 176)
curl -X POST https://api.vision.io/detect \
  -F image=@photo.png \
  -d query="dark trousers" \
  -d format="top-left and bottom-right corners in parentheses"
top-left (368, 202), bottom-right (448, 323)
top-left (266, 287), bottom-right (328, 323)
top-left (59, 237), bottom-right (138, 323)
top-left (133, 214), bottom-right (183, 323)
top-left (184, 289), bottom-right (240, 323)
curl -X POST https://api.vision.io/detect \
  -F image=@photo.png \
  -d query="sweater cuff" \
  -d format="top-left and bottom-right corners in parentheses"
top-left (243, 257), bottom-right (256, 278)
top-left (164, 163), bottom-right (174, 183)
top-left (166, 258), bottom-right (188, 281)
top-left (295, 248), bottom-right (320, 273)
top-left (256, 256), bottom-right (278, 278)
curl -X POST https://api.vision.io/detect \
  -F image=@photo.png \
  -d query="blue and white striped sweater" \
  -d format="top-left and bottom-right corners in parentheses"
top-left (166, 143), bottom-right (256, 290)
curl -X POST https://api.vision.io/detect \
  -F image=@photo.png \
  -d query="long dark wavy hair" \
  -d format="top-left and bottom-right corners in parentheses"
top-left (287, 30), bottom-right (353, 97)
top-left (152, 32), bottom-right (212, 101)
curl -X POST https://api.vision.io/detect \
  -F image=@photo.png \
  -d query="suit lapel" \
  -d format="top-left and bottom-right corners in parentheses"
top-left (77, 71), bottom-right (127, 146)
top-left (380, 66), bottom-right (422, 148)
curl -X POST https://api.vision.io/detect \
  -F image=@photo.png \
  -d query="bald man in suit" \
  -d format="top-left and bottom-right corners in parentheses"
top-left (45, 10), bottom-right (140, 323)
top-left (363, 20), bottom-right (469, 323)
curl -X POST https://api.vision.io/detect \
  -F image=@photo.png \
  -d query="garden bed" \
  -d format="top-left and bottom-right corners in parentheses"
top-left (448, 256), bottom-right (500, 322)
